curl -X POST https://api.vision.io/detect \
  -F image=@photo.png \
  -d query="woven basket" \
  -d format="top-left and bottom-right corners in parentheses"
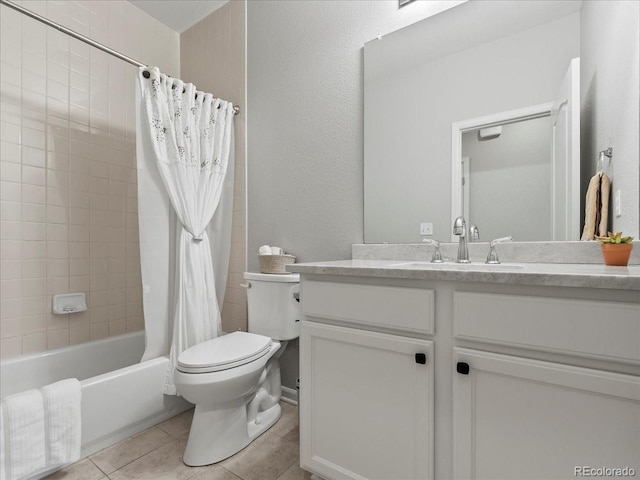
top-left (258, 254), bottom-right (296, 274)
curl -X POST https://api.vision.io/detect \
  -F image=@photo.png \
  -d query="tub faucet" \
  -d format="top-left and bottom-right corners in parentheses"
top-left (453, 216), bottom-right (471, 263)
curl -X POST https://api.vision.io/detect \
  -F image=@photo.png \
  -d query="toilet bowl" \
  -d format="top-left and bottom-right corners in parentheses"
top-left (174, 272), bottom-right (300, 466)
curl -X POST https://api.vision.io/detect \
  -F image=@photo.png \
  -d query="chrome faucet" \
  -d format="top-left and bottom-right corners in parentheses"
top-left (453, 216), bottom-right (471, 263)
top-left (486, 236), bottom-right (513, 264)
top-left (468, 224), bottom-right (480, 242)
top-left (421, 238), bottom-right (444, 263)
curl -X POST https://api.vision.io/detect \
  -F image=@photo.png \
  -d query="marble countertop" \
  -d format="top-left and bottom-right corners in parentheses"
top-left (287, 260), bottom-right (640, 290)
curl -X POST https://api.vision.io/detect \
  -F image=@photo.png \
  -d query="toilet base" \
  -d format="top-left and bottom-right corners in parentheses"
top-left (183, 401), bottom-right (282, 466)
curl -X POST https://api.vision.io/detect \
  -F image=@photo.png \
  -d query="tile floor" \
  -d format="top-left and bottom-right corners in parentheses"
top-left (47, 402), bottom-right (312, 480)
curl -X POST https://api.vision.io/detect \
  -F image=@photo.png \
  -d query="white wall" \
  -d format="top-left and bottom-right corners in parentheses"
top-left (246, 0), bottom-right (463, 269)
top-left (580, 0), bottom-right (640, 237)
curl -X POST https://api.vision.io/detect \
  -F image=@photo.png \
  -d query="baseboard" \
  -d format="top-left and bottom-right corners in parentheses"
top-left (280, 385), bottom-right (298, 406)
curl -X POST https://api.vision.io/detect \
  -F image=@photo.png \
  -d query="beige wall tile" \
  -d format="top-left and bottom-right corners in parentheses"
top-left (1, 279), bottom-right (22, 299)
top-left (47, 328), bottom-right (69, 349)
top-left (22, 331), bottom-right (47, 354)
top-left (0, 0), bottom-right (179, 359)
top-left (181, 1), bottom-right (247, 334)
top-left (22, 314), bottom-right (46, 334)
top-left (69, 324), bottom-right (90, 345)
top-left (1, 336), bottom-right (22, 359)
top-left (1, 241), bottom-right (22, 261)
top-left (1, 298), bottom-right (21, 320)
top-left (1, 261), bottom-right (21, 280)
top-left (1, 317), bottom-right (21, 339)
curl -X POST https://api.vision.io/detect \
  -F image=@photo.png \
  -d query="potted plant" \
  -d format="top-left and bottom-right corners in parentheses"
top-left (596, 231), bottom-right (634, 266)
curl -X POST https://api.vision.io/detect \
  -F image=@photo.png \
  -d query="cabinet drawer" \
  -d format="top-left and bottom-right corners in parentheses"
top-left (454, 292), bottom-right (640, 363)
top-left (303, 280), bottom-right (434, 334)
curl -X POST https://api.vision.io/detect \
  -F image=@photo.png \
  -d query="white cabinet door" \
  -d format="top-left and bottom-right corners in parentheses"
top-left (453, 348), bottom-right (640, 480)
top-left (300, 322), bottom-right (434, 480)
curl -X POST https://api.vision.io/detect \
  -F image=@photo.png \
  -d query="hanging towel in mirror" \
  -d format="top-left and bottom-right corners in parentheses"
top-left (581, 172), bottom-right (611, 240)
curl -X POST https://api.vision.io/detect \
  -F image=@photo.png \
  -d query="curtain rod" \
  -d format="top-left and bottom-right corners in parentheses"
top-left (0, 0), bottom-right (240, 116)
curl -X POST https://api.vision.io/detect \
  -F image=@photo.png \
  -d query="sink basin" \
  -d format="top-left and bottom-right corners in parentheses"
top-left (388, 262), bottom-right (525, 271)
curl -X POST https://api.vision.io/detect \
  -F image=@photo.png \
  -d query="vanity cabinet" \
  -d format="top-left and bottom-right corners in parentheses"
top-left (453, 348), bottom-right (640, 480)
top-left (300, 281), bottom-right (435, 480)
top-left (298, 274), bottom-right (640, 480)
top-left (452, 291), bottom-right (640, 480)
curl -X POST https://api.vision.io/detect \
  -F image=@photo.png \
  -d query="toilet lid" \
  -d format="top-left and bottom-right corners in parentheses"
top-left (176, 331), bottom-right (273, 374)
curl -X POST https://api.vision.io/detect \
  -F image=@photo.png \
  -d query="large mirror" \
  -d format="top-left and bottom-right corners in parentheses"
top-left (364, 0), bottom-right (639, 243)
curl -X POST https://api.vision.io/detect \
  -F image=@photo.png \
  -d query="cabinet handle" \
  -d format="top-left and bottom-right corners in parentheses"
top-left (415, 353), bottom-right (427, 365)
top-left (456, 362), bottom-right (470, 375)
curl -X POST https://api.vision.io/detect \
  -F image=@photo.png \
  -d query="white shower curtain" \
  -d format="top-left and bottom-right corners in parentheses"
top-left (135, 67), bottom-right (235, 394)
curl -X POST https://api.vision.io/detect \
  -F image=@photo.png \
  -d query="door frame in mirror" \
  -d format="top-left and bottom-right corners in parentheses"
top-left (450, 102), bottom-right (554, 242)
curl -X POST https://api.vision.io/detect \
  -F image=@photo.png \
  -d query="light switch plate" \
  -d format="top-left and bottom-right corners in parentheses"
top-left (615, 190), bottom-right (621, 217)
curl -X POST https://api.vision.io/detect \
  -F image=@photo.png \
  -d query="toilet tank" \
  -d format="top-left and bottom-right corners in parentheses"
top-left (243, 272), bottom-right (300, 341)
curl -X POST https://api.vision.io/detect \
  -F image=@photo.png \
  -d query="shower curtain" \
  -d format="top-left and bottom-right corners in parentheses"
top-left (135, 67), bottom-right (235, 394)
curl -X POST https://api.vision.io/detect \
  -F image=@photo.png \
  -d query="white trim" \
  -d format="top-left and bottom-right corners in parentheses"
top-left (280, 385), bottom-right (298, 406)
top-left (461, 156), bottom-right (470, 221)
top-left (450, 103), bottom-right (554, 241)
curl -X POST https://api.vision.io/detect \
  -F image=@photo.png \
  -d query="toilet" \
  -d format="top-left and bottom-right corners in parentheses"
top-left (174, 272), bottom-right (300, 466)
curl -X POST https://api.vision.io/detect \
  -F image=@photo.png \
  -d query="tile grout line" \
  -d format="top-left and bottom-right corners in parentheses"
top-left (275, 456), bottom-right (300, 480)
top-left (53, 403), bottom-right (301, 479)
top-left (88, 456), bottom-right (109, 477)
top-left (104, 436), bottom-right (185, 479)
top-left (87, 425), bottom-right (178, 477)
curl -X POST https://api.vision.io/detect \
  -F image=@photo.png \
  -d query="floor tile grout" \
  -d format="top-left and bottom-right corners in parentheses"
top-left (49, 402), bottom-right (308, 480)
top-left (89, 425), bottom-right (179, 478)
top-left (89, 457), bottom-right (109, 477)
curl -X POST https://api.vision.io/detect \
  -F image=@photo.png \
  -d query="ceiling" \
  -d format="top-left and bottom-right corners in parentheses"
top-left (128, 0), bottom-right (229, 33)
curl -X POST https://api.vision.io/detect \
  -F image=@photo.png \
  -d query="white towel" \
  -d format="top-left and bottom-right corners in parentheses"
top-left (0, 379), bottom-right (81, 480)
top-left (41, 379), bottom-right (82, 467)
top-left (1, 388), bottom-right (45, 480)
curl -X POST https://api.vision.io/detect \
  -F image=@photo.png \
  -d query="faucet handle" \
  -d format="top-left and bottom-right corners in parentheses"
top-left (421, 238), bottom-right (444, 263)
top-left (486, 236), bottom-right (512, 264)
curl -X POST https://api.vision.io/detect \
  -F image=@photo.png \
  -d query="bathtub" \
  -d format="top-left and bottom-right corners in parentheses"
top-left (0, 331), bottom-right (192, 461)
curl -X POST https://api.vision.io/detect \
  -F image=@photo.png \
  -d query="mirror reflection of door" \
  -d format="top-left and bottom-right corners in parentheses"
top-left (456, 58), bottom-right (580, 242)
top-left (461, 156), bottom-right (470, 229)
top-left (551, 57), bottom-right (580, 241)
top-left (461, 115), bottom-right (552, 241)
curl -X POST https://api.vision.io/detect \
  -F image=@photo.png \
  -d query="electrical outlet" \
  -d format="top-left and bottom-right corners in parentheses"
top-left (420, 223), bottom-right (433, 236)
top-left (615, 190), bottom-right (621, 217)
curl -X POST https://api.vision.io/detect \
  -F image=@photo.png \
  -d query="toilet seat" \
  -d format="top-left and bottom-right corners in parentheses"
top-left (177, 331), bottom-right (273, 374)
